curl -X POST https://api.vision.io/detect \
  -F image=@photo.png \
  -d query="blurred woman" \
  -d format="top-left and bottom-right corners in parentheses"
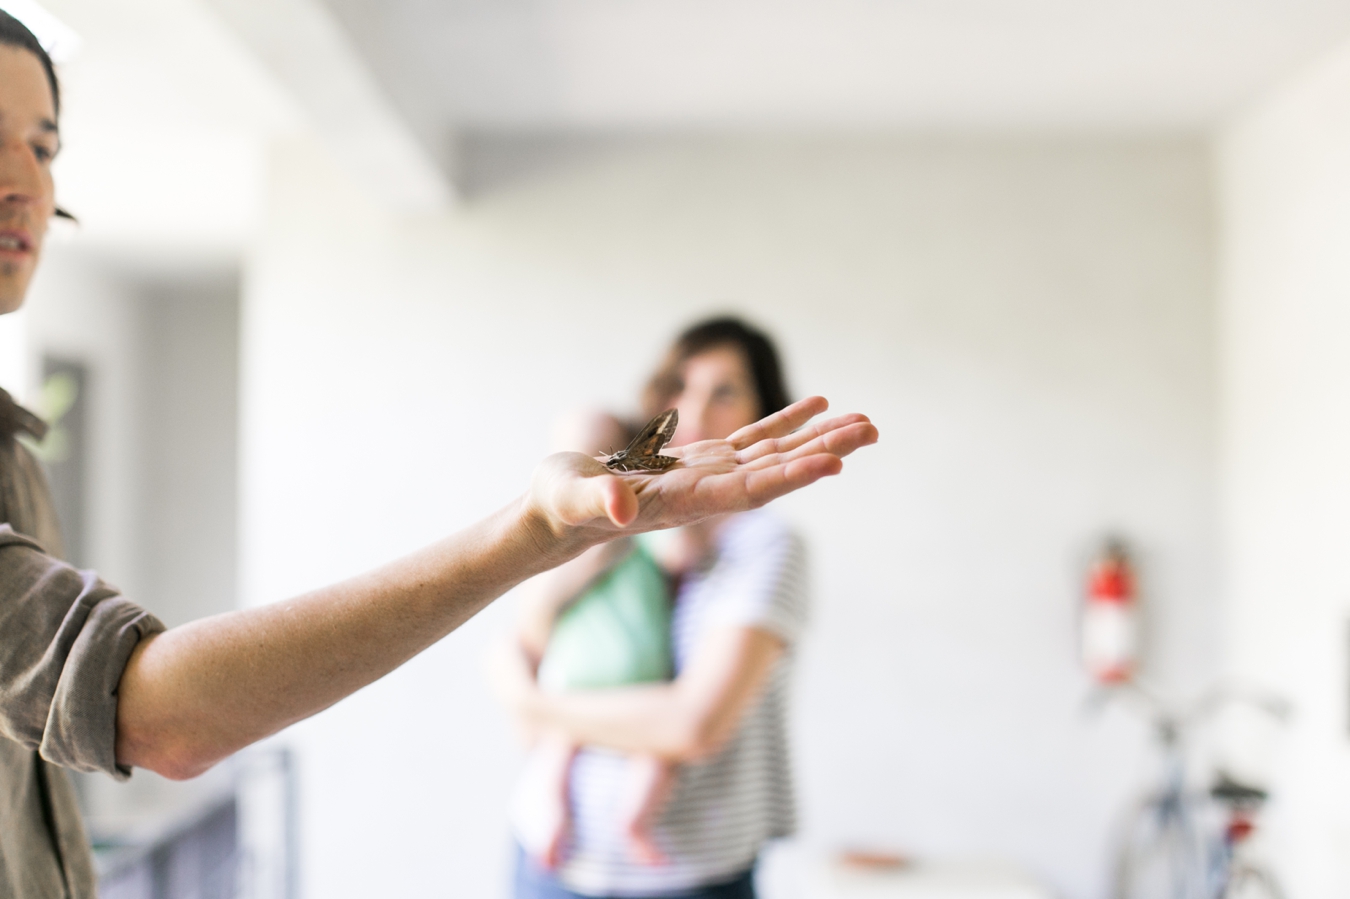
top-left (496, 317), bottom-right (808, 899)
top-left (510, 408), bottom-right (680, 870)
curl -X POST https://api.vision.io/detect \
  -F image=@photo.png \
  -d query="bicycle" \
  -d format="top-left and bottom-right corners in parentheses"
top-left (1090, 681), bottom-right (1290, 899)
top-left (1208, 774), bottom-right (1285, 899)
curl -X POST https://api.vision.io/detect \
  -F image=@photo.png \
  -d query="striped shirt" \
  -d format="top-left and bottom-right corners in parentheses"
top-left (555, 509), bottom-right (809, 896)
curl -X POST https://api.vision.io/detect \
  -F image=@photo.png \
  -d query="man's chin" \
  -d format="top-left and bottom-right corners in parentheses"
top-left (0, 286), bottom-right (28, 315)
top-left (0, 265), bottom-right (33, 315)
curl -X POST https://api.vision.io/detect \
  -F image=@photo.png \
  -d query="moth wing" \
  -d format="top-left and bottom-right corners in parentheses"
top-left (623, 408), bottom-right (678, 459)
top-left (609, 453), bottom-right (677, 473)
top-left (649, 454), bottom-right (678, 471)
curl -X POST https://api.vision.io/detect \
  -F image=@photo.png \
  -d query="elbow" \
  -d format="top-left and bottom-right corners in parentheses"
top-left (146, 749), bottom-right (219, 782)
top-left (113, 635), bottom-right (224, 781)
top-left (665, 716), bottom-right (729, 763)
top-left (117, 728), bottom-right (221, 781)
top-left (115, 716), bottom-right (224, 781)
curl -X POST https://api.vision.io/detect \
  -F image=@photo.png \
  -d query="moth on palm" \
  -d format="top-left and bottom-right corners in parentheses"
top-left (605, 409), bottom-right (679, 473)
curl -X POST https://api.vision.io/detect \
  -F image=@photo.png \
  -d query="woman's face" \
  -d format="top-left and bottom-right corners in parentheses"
top-left (669, 345), bottom-right (760, 446)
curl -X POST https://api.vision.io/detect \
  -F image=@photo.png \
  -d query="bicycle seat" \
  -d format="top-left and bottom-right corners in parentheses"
top-left (1210, 772), bottom-right (1268, 804)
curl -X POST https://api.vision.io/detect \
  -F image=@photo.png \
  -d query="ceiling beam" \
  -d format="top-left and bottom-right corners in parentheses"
top-left (201, 0), bottom-right (454, 213)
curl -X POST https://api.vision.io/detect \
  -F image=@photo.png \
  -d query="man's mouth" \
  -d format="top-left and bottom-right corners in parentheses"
top-left (0, 232), bottom-right (32, 253)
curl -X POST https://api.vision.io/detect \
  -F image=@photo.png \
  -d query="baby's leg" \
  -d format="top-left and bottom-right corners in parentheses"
top-left (510, 732), bottom-right (577, 870)
top-left (620, 755), bottom-right (676, 866)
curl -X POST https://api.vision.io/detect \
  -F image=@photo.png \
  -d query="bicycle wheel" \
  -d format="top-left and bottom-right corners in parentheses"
top-left (1113, 798), bottom-right (1207, 899)
top-left (1219, 863), bottom-right (1285, 899)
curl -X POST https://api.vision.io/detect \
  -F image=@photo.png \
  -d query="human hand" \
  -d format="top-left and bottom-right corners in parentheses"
top-left (524, 396), bottom-right (877, 551)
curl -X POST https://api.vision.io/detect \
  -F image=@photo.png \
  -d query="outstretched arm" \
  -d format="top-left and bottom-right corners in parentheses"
top-left (115, 397), bottom-right (876, 779)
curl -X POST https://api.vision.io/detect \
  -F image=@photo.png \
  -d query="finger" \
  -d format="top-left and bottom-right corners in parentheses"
top-left (740, 453), bottom-right (845, 506)
top-left (726, 396), bottom-right (829, 451)
top-left (680, 452), bottom-right (845, 514)
top-left (740, 421), bottom-right (879, 471)
top-left (603, 476), bottom-right (639, 527)
top-left (734, 413), bottom-right (873, 464)
top-left (541, 457), bottom-right (637, 528)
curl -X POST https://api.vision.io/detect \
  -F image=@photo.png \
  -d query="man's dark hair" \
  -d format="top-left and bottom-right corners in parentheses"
top-left (644, 316), bottom-right (792, 421)
top-left (0, 10), bottom-right (60, 116)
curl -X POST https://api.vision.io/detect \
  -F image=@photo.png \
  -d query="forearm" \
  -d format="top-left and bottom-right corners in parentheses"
top-left (116, 497), bottom-right (584, 779)
top-left (500, 625), bottom-right (786, 763)
top-left (527, 682), bottom-right (702, 761)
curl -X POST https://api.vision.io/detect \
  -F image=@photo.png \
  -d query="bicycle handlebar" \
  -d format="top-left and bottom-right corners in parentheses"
top-left (1085, 679), bottom-right (1292, 734)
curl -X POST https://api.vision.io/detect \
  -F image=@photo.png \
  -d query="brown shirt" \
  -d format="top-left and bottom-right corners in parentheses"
top-left (0, 390), bottom-right (164, 898)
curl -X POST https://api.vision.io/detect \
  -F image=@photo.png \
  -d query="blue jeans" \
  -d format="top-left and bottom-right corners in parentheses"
top-left (513, 847), bottom-right (757, 899)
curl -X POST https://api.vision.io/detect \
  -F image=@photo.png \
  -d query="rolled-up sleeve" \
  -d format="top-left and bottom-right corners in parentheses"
top-left (0, 526), bottom-right (164, 779)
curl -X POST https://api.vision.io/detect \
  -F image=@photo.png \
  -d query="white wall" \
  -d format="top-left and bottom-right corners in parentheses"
top-left (242, 133), bottom-right (1217, 899)
top-left (139, 275), bottom-right (240, 628)
top-left (19, 248), bottom-right (148, 594)
top-left (1217, 35), bottom-right (1350, 899)
top-left (14, 254), bottom-right (241, 624)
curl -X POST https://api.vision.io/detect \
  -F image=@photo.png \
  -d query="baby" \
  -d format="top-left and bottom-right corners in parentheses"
top-left (511, 410), bottom-right (689, 869)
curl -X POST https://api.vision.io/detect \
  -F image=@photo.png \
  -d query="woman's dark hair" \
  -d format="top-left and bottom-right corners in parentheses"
top-left (0, 10), bottom-right (60, 117)
top-left (643, 316), bottom-right (791, 421)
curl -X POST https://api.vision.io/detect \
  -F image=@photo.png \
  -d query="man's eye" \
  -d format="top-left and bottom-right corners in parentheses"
top-left (32, 144), bottom-right (56, 163)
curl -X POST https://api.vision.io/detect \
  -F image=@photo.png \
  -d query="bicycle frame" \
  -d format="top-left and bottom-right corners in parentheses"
top-left (1094, 681), bottom-right (1290, 899)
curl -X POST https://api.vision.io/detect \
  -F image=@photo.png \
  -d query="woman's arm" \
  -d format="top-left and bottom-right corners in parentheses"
top-left (117, 398), bottom-right (875, 780)
top-left (494, 624), bottom-right (786, 762)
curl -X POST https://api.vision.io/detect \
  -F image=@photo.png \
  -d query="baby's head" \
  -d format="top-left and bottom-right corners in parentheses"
top-left (551, 408), bottom-right (635, 457)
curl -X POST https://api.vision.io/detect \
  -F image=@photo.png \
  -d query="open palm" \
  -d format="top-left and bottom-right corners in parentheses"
top-left (528, 396), bottom-right (877, 541)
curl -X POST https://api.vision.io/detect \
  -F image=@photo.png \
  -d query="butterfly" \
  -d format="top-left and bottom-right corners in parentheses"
top-left (605, 408), bottom-right (679, 473)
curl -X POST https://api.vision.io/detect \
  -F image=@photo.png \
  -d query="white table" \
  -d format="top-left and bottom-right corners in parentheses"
top-left (805, 858), bottom-right (1054, 899)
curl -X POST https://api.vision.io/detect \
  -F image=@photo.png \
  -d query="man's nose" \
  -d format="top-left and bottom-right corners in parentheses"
top-left (0, 137), bottom-right (45, 207)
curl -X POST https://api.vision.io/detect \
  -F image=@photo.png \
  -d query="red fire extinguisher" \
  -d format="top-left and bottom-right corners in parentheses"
top-left (1082, 539), bottom-right (1138, 684)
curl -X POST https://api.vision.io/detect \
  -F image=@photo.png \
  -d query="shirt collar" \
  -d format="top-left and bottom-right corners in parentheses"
top-left (0, 388), bottom-right (49, 442)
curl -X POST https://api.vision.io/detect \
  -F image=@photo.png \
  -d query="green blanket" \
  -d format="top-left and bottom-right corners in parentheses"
top-left (537, 543), bottom-right (672, 692)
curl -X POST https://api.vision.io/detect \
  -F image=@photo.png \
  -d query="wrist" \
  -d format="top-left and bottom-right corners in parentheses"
top-left (514, 493), bottom-right (599, 570)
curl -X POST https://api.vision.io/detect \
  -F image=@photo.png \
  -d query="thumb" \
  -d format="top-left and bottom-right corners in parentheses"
top-left (537, 455), bottom-right (638, 527)
top-left (602, 476), bottom-right (639, 527)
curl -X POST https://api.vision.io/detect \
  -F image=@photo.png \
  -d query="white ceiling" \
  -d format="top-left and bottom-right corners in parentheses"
top-left (318, 0), bottom-right (1350, 135)
top-left (16, 0), bottom-right (1350, 227)
top-left (22, 0), bottom-right (303, 266)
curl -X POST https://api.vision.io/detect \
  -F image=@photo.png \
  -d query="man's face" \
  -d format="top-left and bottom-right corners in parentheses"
top-left (0, 44), bottom-right (58, 315)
